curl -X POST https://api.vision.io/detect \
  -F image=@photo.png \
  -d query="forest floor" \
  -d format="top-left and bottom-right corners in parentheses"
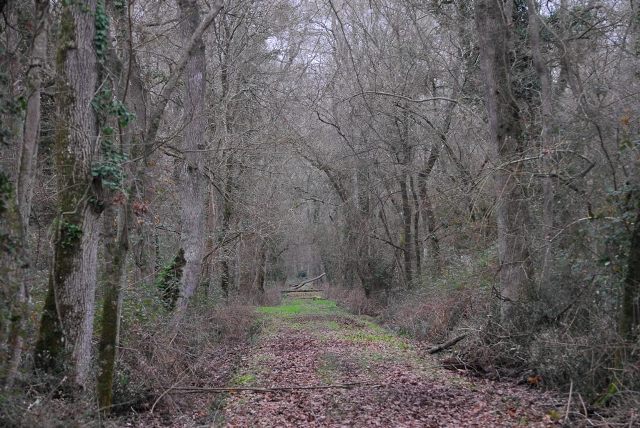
top-left (136, 299), bottom-right (563, 427)
top-left (209, 298), bottom-right (562, 427)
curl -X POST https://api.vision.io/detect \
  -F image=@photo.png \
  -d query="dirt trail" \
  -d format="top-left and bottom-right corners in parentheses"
top-left (219, 299), bottom-right (559, 427)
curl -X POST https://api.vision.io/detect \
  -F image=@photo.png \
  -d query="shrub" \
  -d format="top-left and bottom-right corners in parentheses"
top-left (325, 286), bottom-right (381, 316)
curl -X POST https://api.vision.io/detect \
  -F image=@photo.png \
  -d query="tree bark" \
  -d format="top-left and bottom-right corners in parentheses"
top-left (97, 201), bottom-right (128, 410)
top-left (399, 174), bottom-right (413, 286)
top-left (254, 243), bottom-right (267, 297)
top-left (97, 1), bottom-right (148, 409)
top-left (475, 0), bottom-right (534, 324)
top-left (16, 0), bottom-right (47, 237)
top-left (34, 0), bottom-right (101, 390)
top-left (174, 0), bottom-right (208, 311)
top-left (36, 0), bottom-right (103, 389)
top-left (204, 183), bottom-right (218, 296)
top-left (417, 143), bottom-right (442, 275)
top-left (0, 175), bottom-right (26, 387)
top-left (399, 110), bottom-right (414, 286)
top-left (2, 0), bottom-right (48, 389)
top-left (220, 154), bottom-right (234, 298)
top-left (620, 0), bottom-right (640, 341)
top-left (410, 176), bottom-right (422, 277)
top-left (621, 208), bottom-right (640, 340)
top-left (527, 0), bottom-right (556, 292)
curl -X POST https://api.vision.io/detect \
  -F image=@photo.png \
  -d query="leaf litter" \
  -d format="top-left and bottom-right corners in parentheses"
top-left (218, 300), bottom-right (562, 427)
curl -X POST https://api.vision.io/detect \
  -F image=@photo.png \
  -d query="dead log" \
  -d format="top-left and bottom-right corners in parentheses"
top-left (428, 334), bottom-right (467, 354)
top-left (289, 272), bottom-right (326, 289)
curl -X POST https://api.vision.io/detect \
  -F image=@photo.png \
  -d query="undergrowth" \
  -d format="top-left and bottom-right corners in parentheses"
top-left (0, 299), bottom-right (260, 427)
top-left (326, 248), bottom-right (640, 425)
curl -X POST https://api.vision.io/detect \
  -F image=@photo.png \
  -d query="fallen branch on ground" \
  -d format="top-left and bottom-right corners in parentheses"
top-left (289, 273), bottom-right (326, 289)
top-left (428, 334), bottom-right (467, 354)
top-left (165, 382), bottom-right (381, 394)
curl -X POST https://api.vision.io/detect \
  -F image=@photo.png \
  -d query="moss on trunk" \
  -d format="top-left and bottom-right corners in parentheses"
top-left (156, 249), bottom-right (186, 310)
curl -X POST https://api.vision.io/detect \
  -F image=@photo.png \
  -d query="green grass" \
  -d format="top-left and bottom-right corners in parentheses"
top-left (342, 330), bottom-right (410, 350)
top-left (232, 373), bottom-right (256, 386)
top-left (258, 298), bottom-right (342, 316)
top-left (325, 320), bottom-right (341, 330)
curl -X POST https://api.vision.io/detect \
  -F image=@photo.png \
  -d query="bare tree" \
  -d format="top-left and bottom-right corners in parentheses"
top-left (173, 0), bottom-right (209, 311)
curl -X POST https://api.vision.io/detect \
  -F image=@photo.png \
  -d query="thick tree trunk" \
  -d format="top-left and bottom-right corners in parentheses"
top-left (475, 0), bottom-right (534, 324)
top-left (175, 0), bottom-right (207, 311)
top-left (34, 0), bottom-right (101, 390)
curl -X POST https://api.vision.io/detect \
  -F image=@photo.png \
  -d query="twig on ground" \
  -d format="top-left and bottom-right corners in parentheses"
top-left (564, 379), bottom-right (573, 424)
top-left (166, 382), bottom-right (381, 394)
top-left (578, 393), bottom-right (588, 418)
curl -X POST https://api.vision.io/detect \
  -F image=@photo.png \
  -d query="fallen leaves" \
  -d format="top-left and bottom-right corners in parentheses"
top-left (220, 309), bottom-right (561, 427)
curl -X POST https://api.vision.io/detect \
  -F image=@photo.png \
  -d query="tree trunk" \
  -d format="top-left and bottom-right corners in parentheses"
top-left (527, 0), bottom-right (556, 293)
top-left (97, 203), bottom-right (128, 410)
top-left (204, 183), bottom-right (217, 296)
top-left (255, 243), bottom-right (267, 298)
top-left (400, 174), bottom-right (413, 286)
top-left (632, 0), bottom-right (640, 56)
top-left (417, 143), bottom-right (442, 275)
top-left (620, 0), bottom-right (640, 341)
top-left (16, 0), bottom-right (47, 237)
top-left (220, 155), bottom-right (234, 298)
top-left (475, 0), bottom-right (534, 324)
top-left (0, 176), bottom-right (26, 387)
top-left (96, 1), bottom-right (149, 409)
top-left (175, 0), bottom-right (207, 311)
top-left (1, 0), bottom-right (48, 389)
top-left (621, 208), bottom-right (640, 340)
top-left (410, 176), bottom-right (421, 277)
top-left (34, 0), bottom-right (101, 390)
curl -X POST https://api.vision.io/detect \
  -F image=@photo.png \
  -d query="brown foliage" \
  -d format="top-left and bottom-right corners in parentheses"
top-left (325, 286), bottom-right (381, 316)
top-left (383, 285), bottom-right (483, 343)
top-left (114, 303), bottom-right (258, 415)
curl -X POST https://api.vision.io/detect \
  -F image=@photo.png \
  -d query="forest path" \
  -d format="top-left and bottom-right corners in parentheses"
top-left (217, 298), bottom-right (559, 427)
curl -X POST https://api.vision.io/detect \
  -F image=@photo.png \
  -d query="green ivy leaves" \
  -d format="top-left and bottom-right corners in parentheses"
top-left (61, 221), bottom-right (82, 249)
top-left (94, 0), bottom-right (109, 62)
top-left (91, 85), bottom-right (134, 191)
top-left (92, 140), bottom-right (128, 191)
